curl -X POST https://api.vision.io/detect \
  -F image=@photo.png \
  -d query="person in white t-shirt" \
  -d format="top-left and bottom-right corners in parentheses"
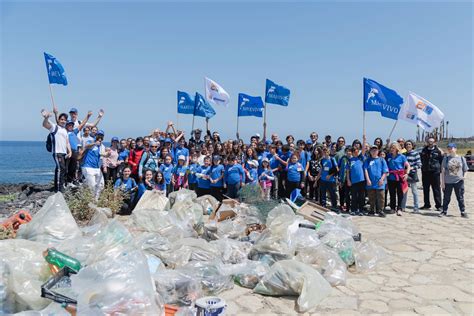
top-left (42, 109), bottom-right (71, 192)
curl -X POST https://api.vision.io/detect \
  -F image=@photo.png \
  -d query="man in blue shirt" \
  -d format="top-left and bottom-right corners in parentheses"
top-left (364, 145), bottom-right (389, 217)
top-left (317, 147), bottom-right (338, 209)
top-left (81, 133), bottom-right (105, 199)
top-left (65, 111), bottom-right (92, 185)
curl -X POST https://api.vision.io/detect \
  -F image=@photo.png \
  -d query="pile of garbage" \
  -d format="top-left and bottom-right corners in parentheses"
top-left (1, 189), bottom-right (386, 315)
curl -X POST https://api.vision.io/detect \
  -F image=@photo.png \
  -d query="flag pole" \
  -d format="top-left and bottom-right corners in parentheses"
top-left (177, 113), bottom-right (180, 131)
top-left (362, 78), bottom-right (365, 139)
top-left (387, 119), bottom-right (399, 140)
top-left (236, 115), bottom-right (240, 140)
top-left (263, 102), bottom-right (267, 141)
top-left (48, 84), bottom-right (56, 109)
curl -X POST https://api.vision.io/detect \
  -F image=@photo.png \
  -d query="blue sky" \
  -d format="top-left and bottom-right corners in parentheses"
top-left (1, 1), bottom-right (472, 142)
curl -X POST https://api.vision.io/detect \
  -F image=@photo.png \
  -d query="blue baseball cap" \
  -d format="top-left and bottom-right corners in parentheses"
top-left (69, 107), bottom-right (78, 113)
top-left (213, 155), bottom-right (221, 161)
top-left (66, 120), bottom-right (74, 126)
top-left (111, 137), bottom-right (119, 142)
top-left (265, 140), bottom-right (271, 145)
top-left (306, 139), bottom-right (313, 145)
top-left (447, 143), bottom-right (457, 148)
top-left (164, 138), bottom-right (172, 143)
top-left (96, 130), bottom-right (105, 136)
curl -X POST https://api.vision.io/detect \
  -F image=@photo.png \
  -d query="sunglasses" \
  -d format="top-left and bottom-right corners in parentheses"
top-left (151, 146), bottom-right (158, 148)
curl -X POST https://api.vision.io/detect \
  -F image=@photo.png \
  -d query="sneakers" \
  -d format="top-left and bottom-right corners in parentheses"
top-left (378, 211), bottom-right (386, 218)
top-left (420, 205), bottom-right (431, 210)
top-left (396, 210), bottom-right (402, 216)
top-left (461, 212), bottom-right (469, 218)
top-left (438, 211), bottom-right (447, 217)
top-left (435, 207), bottom-right (443, 212)
top-left (413, 209), bottom-right (420, 214)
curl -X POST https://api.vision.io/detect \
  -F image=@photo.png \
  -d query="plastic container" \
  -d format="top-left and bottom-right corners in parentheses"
top-left (195, 296), bottom-right (226, 316)
top-left (165, 304), bottom-right (179, 316)
top-left (43, 248), bottom-right (82, 272)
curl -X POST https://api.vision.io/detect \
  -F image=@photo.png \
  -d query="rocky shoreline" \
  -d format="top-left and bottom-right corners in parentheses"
top-left (0, 183), bottom-right (55, 217)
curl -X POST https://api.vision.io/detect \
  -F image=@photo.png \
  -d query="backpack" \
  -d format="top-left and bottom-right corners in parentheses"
top-left (46, 126), bottom-right (58, 152)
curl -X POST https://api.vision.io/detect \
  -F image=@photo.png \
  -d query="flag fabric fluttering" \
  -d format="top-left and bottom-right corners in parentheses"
top-left (398, 92), bottom-right (445, 132)
top-left (363, 78), bottom-right (403, 120)
top-left (194, 92), bottom-right (216, 119)
top-left (44, 52), bottom-right (68, 86)
top-left (205, 77), bottom-right (230, 107)
top-left (265, 79), bottom-right (290, 106)
top-left (238, 93), bottom-right (264, 118)
top-left (177, 91), bottom-right (195, 115)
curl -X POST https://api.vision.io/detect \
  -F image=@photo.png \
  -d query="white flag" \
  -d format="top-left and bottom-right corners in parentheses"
top-left (398, 92), bottom-right (445, 132)
top-left (205, 77), bottom-right (230, 107)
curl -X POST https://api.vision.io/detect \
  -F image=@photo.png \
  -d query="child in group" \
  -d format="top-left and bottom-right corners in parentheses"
top-left (268, 145), bottom-right (281, 199)
top-left (245, 160), bottom-right (259, 185)
top-left (338, 146), bottom-right (352, 212)
top-left (387, 142), bottom-right (410, 216)
top-left (172, 155), bottom-right (188, 191)
top-left (317, 147), bottom-right (338, 209)
top-left (209, 155), bottom-right (225, 201)
top-left (154, 171), bottom-right (167, 194)
top-left (187, 154), bottom-right (200, 191)
top-left (114, 166), bottom-right (138, 215)
top-left (307, 147), bottom-right (321, 202)
top-left (285, 153), bottom-right (304, 198)
top-left (137, 169), bottom-right (155, 200)
top-left (347, 145), bottom-right (367, 216)
top-left (225, 155), bottom-right (245, 198)
top-left (258, 157), bottom-right (275, 200)
top-left (159, 154), bottom-right (174, 195)
top-left (364, 145), bottom-right (388, 217)
top-left (196, 156), bottom-right (212, 197)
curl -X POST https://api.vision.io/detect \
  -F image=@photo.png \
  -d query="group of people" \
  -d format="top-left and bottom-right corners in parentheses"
top-left (41, 107), bottom-right (469, 217)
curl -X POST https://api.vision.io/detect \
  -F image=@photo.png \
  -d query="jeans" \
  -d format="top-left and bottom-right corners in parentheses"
top-left (278, 171), bottom-right (287, 199)
top-left (53, 153), bottom-right (67, 193)
top-left (226, 182), bottom-right (241, 199)
top-left (401, 180), bottom-right (419, 211)
top-left (443, 180), bottom-right (465, 213)
top-left (422, 171), bottom-right (442, 208)
top-left (66, 151), bottom-right (79, 184)
top-left (286, 181), bottom-right (300, 198)
top-left (320, 180), bottom-right (337, 208)
top-left (339, 183), bottom-right (351, 209)
top-left (307, 179), bottom-right (319, 202)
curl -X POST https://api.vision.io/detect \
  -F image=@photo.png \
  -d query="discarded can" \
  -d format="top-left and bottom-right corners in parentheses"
top-left (43, 248), bottom-right (82, 272)
top-left (195, 297), bottom-right (226, 316)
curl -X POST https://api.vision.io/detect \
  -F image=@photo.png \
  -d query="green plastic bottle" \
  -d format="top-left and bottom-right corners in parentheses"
top-left (44, 248), bottom-right (82, 272)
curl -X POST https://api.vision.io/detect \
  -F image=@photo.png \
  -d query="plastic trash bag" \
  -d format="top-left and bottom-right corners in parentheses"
top-left (11, 302), bottom-right (70, 316)
top-left (354, 240), bottom-right (387, 272)
top-left (167, 189), bottom-right (197, 209)
top-left (134, 190), bottom-right (169, 211)
top-left (134, 232), bottom-right (172, 258)
top-left (153, 269), bottom-right (203, 305)
top-left (248, 229), bottom-right (294, 264)
top-left (266, 204), bottom-right (295, 226)
top-left (320, 228), bottom-right (355, 266)
top-left (296, 244), bottom-right (347, 286)
top-left (181, 261), bottom-right (234, 295)
top-left (194, 195), bottom-right (219, 215)
top-left (210, 239), bottom-right (252, 264)
top-left (317, 213), bottom-right (359, 238)
top-left (293, 221), bottom-right (321, 254)
top-left (72, 249), bottom-right (161, 315)
top-left (16, 193), bottom-right (81, 246)
top-left (0, 239), bottom-right (52, 312)
top-left (220, 260), bottom-right (270, 289)
top-left (163, 238), bottom-right (219, 268)
top-left (216, 219), bottom-right (247, 239)
top-left (171, 200), bottom-right (204, 229)
top-left (253, 260), bottom-right (331, 312)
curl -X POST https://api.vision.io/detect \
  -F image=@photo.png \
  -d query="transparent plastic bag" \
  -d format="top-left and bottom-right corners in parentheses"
top-left (134, 190), bottom-right (169, 211)
top-left (253, 260), bottom-right (331, 312)
top-left (194, 195), bottom-right (219, 215)
top-left (163, 238), bottom-right (219, 268)
top-left (220, 260), bottom-right (270, 289)
top-left (181, 261), bottom-right (234, 295)
top-left (0, 239), bottom-right (52, 312)
top-left (320, 229), bottom-right (356, 266)
top-left (210, 239), bottom-right (252, 264)
top-left (72, 249), bottom-right (161, 315)
top-left (216, 219), bottom-right (247, 239)
top-left (171, 200), bottom-right (204, 229)
top-left (167, 189), bottom-right (198, 209)
top-left (248, 230), bottom-right (294, 263)
top-left (296, 244), bottom-right (347, 286)
top-left (317, 213), bottom-right (359, 238)
top-left (153, 269), bottom-right (203, 305)
top-left (354, 240), bottom-right (387, 272)
top-left (11, 302), bottom-right (70, 315)
top-left (16, 193), bottom-right (81, 246)
top-left (266, 204), bottom-right (295, 226)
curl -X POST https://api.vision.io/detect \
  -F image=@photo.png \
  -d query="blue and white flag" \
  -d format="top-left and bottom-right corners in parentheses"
top-left (205, 77), bottom-right (230, 107)
top-left (363, 78), bottom-right (403, 120)
top-left (194, 92), bottom-right (216, 119)
top-left (177, 91), bottom-right (195, 115)
top-left (238, 93), bottom-right (264, 118)
top-left (398, 92), bottom-right (445, 132)
top-left (44, 52), bottom-right (68, 86)
top-left (265, 79), bottom-right (290, 106)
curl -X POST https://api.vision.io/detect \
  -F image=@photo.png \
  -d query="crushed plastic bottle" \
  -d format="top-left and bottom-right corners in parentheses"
top-left (43, 248), bottom-right (82, 272)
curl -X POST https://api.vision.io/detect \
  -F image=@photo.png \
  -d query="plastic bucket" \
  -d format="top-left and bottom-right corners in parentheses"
top-left (195, 296), bottom-right (226, 316)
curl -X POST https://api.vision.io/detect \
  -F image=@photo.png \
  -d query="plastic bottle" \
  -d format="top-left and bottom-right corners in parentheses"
top-left (43, 248), bottom-right (82, 272)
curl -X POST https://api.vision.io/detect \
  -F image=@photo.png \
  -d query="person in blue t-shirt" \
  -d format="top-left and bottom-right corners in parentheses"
top-left (65, 111), bottom-right (92, 184)
top-left (225, 155), bottom-right (246, 198)
top-left (196, 156), bottom-right (212, 197)
top-left (154, 171), bottom-right (167, 194)
top-left (364, 145), bottom-right (389, 217)
top-left (137, 169), bottom-right (155, 199)
top-left (172, 155), bottom-right (188, 191)
top-left (159, 154), bottom-right (174, 195)
top-left (173, 134), bottom-right (189, 165)
top-left (317, 147), bottom-right (338, 208)
top-left (114, 166), bottom-right (138, 215)
top-left (245, 160), bottom-right (259, 185)
top-left (187, 154), bottom-right (200, 191)
top-left (347, 146), bottom-right (367, 215)
top-left (275, 145), bottom-right (291, 199)
top-left (286, 154), bottom-right (304, 198)
top-left (209, 155), bottom-right (225, 201)
top-left (81, 134), bottom-right (105, 199)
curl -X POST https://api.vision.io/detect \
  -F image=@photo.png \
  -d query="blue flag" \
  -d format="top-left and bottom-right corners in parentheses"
top-left (265, 79), bottom-right (290, 106)
top-left (238, 93), bottom-right (264, 118)
top-left (363, 78), bottom-right (404, 120)
top-left (44, 52), bottom-right (68, 86)
top-left (194, 92), bottom-right (216, 118)
top-left (177, 91), bottom-right (195, 115)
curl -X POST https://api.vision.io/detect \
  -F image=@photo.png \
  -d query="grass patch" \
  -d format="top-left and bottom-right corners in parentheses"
top-left (0, 194), bottom-right (16, 203)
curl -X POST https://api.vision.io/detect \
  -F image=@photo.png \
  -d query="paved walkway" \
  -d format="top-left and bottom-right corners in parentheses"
top-left (222, 172), bottom-right (474, 315)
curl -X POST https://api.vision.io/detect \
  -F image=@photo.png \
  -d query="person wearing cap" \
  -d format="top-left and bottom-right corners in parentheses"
top-left (68, 107), bottom-right (81, 129)
top-left (224, 155), bottom-right (246, 198)
top-left (172, 155), bottom-right (189, 190)
top-left (245, 159), bottom-right (259, 185)
top-left (420, 137), bottom-right (443, 211)
top-left (259, 157), bottom-right (275, 201)
top-left (102, 137), bottom-right (120, 184)
top-left (128, 137), bottom-right (146, 181)
top-left (440, 143), bottom-right (468, 218)
top-left (41, 109), bottom-right (71, 192)
top-left (189, 128), bottom-right (204, 150)
top-left (65, 111), bottom-right (92, 185)
top-left (80, 133), bottom-right (105, 199)
top-left (173, 132), bottom-right (189, 165)
top-left (364, 145), bottom-right (389, 217)
top-left (401, 140), bottom-right (422, 213)
top-left (139, 140), bottom-right (160, 178)
top-left (209, 155), bottom-right (225, 201)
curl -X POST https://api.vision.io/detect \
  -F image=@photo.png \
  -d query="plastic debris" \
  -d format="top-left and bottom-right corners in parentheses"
top-left (354, 240), bottom-right (388, 272)
top-left (134, 190), bottom-right (169, 211)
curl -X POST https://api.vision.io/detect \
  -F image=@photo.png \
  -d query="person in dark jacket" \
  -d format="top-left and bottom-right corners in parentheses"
top-left (420, 137), bottom-right (443, 211)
